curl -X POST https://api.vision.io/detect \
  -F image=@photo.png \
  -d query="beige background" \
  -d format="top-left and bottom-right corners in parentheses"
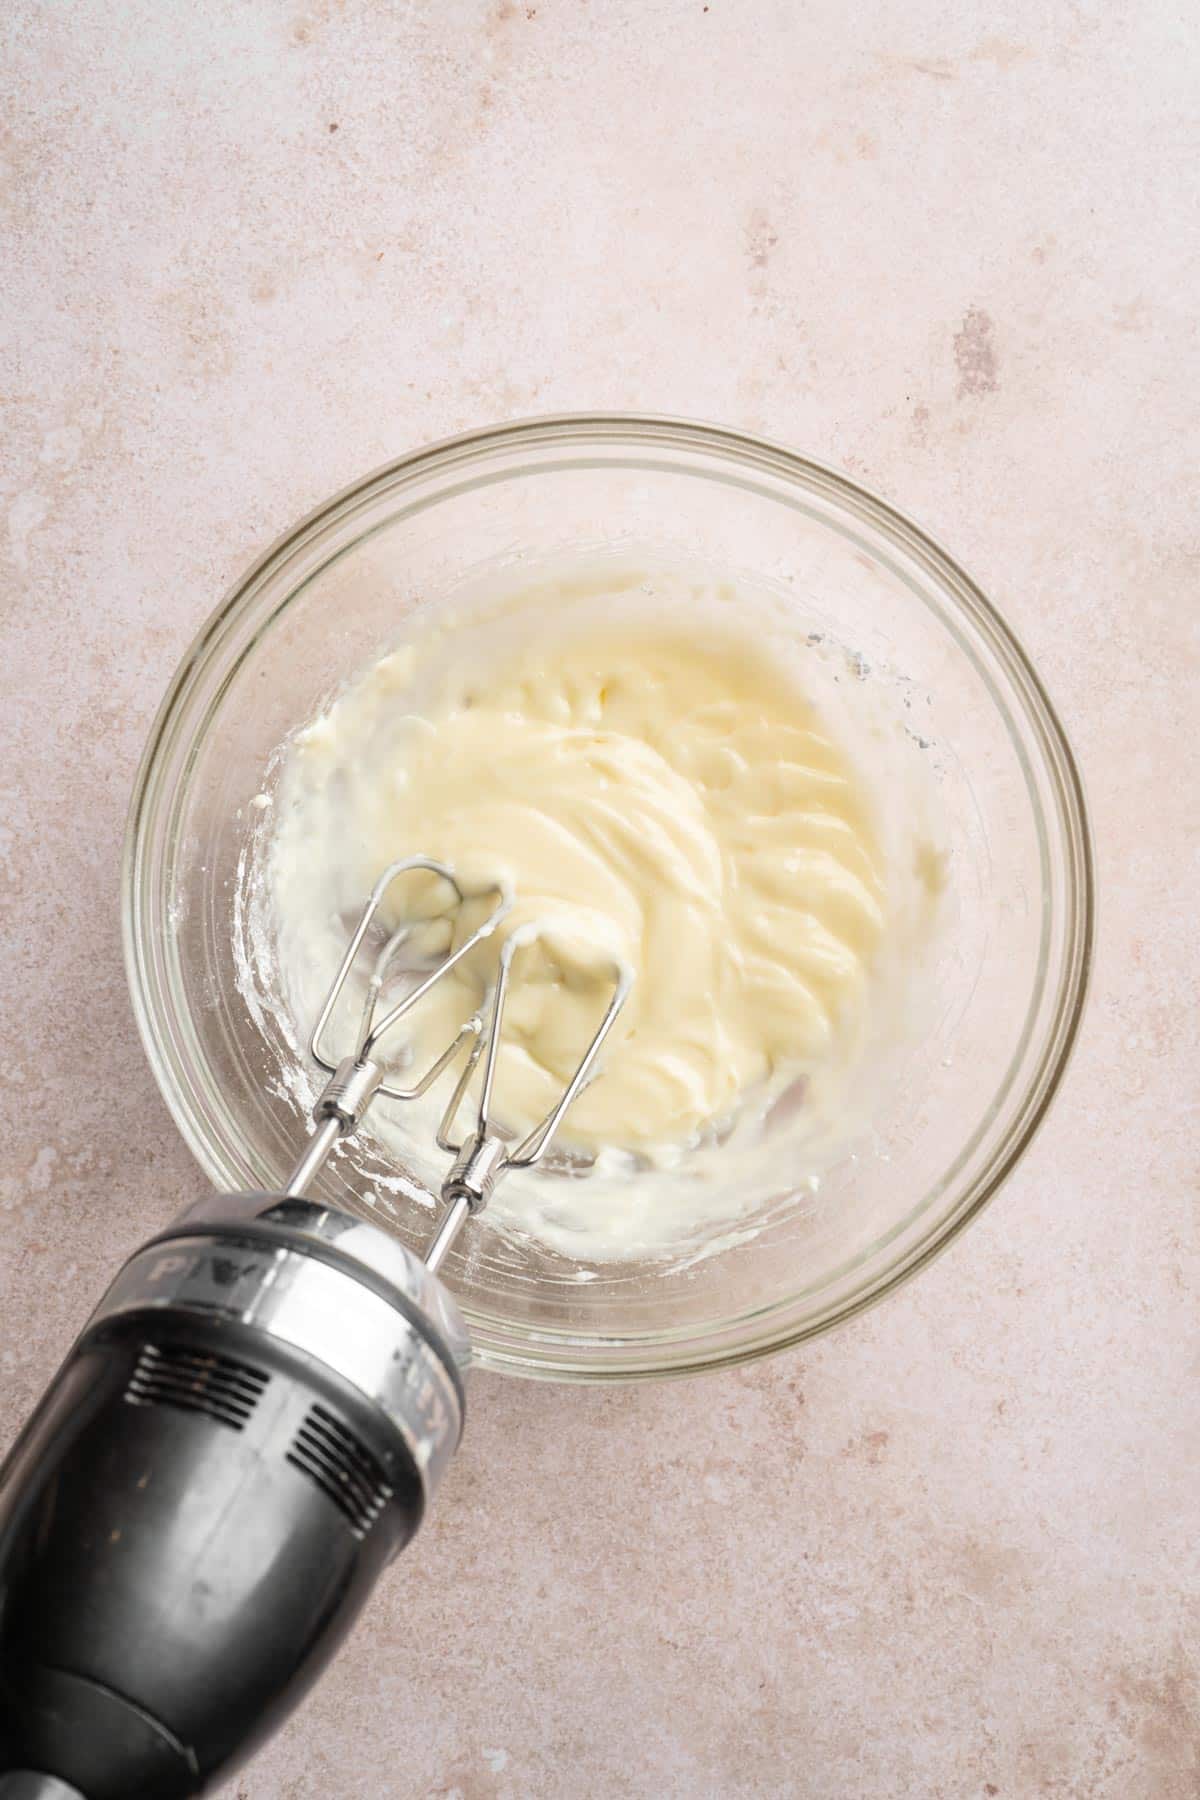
top-left (2, 2), bottom-right (1197, 1796)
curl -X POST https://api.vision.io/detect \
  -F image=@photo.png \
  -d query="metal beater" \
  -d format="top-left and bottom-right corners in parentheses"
top-left (0, 856), bottom-right (631, 1799)
top-left (289, 853), bottom-right (632, 1264)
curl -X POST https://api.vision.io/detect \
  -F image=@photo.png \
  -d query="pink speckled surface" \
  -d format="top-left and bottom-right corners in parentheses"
top-left (2, 2), bottom-right (1197, 1795)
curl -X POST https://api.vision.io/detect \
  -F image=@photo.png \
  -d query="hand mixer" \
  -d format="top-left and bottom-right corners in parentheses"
top-left (0, 858), bottom-right (631, 1798)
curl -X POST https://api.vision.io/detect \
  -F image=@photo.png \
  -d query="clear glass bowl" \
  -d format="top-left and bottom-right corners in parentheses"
top-left (123, 415), bottom-right (1093, 1381)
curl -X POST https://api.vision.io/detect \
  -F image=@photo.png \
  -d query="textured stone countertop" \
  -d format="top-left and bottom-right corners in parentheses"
top-left (2, 3), bottom-right (1196, 1796)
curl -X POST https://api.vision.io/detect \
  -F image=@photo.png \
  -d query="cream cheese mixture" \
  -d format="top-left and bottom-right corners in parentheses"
top-left (264, 567), bottom-right (942, 1261)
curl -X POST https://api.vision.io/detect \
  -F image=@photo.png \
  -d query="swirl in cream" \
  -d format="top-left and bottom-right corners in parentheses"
top-left (269, 606), bottom-right (886, 1168)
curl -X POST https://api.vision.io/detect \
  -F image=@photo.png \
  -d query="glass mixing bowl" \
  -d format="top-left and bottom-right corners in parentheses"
top-left (123, 415), bottom-right (1093, 1380)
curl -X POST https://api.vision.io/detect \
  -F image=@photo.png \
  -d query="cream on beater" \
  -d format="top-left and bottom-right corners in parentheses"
top-left (268, 590), bottom-right (889, 1172)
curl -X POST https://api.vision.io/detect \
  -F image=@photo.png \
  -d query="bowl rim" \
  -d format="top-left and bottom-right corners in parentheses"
top-left (122, 411), bottom-right (1095, 1380)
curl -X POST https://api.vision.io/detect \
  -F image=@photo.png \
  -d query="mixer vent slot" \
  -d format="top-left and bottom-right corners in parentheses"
top-left (286, 1403), bottom-right (393, 1538)
top-left (124, 1341), bottom-right (269, 1431)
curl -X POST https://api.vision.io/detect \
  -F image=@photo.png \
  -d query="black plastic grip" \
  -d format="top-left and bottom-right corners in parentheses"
top-left (0, 1777), bottom-right (88, 1799)
top-left (0, 1313), bottom-right (422, 1797)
